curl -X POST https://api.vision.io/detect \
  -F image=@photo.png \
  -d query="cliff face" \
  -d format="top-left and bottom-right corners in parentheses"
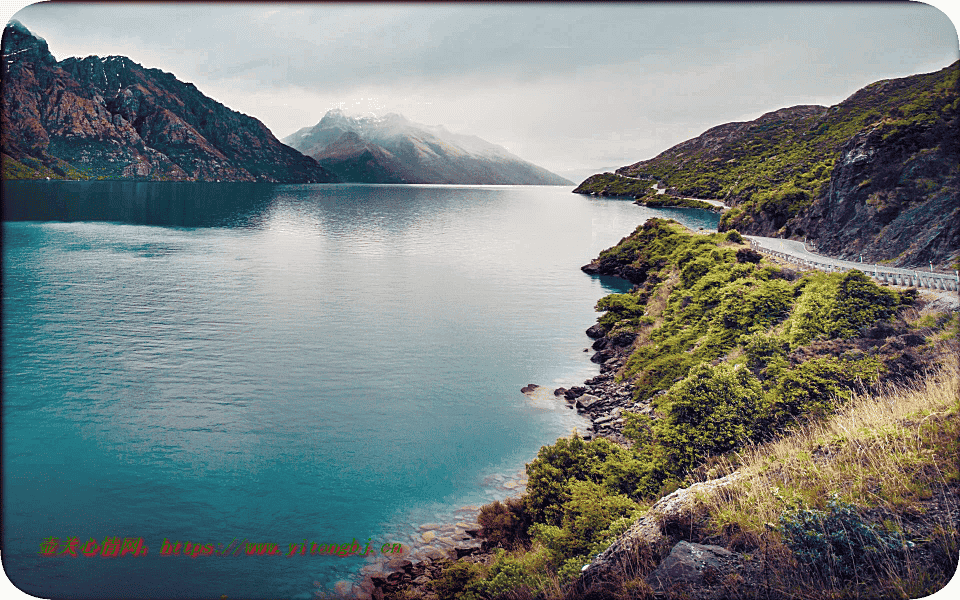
top-left (1, 21), bottom-right (338, 183)
top-left (792, 105), bottom-right (959, 268)
top-left (284, 109), bottom-right (573, 185)
top-left (574, 62), bottom-right (959, 269)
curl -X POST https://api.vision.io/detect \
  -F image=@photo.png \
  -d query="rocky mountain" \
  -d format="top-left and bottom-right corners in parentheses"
top-left (283, 109), bottom-right (572, 185)
top-left (1, 21), bottom-right (338, 183)
top-left (574, 61), bottom-right (959, 269)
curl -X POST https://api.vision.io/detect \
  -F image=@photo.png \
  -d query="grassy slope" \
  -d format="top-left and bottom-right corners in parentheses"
top-left (572, 62), bottom-right (958, 239)
top-left (694, 356), bottom-right (959, 599)
top-left (410, 221), bottom-right (958, 600)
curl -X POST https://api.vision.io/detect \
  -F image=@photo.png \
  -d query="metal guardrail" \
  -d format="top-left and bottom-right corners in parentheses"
top-left (749, 241), bottom-right (960, 292)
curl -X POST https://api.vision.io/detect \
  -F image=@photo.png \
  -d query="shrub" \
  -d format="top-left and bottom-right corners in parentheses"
top-left (736, 247), bottom-right (763, 264)
top-left (434, 560), bottom-right (484, 600)
top-left (537, 479), bottom-right (641, 561)
top-left (595, 293), bottom-right (646, 328)
top-left (789, 271), bottom-right (901, 345)
top-left (827, 271), bottom-right (901, 338)
top-left (680, 256), bottom-right (714, 288)
top-left (478, 497), bottom-right (532, 551)
top-left (524, 435), bottom-right (638, 526)
top-left (765, 356), bottom-right (882, 426)
top-left (744, 332), bottom-right (790, 372)
top-left (464, 548), bottom-right (555, 599)
top-left (778, 494), bottom-right (908, 581)
top-left (655, 363), bottom-right (762, 472)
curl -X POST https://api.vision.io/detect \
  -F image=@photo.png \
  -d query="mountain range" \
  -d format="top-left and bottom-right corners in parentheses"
top-left (1, 21), bottom-right (569, 187)
top-left (283, 110), bottom-right (572, 185)
top-left (574, 61), bottom-right (959, 269)
top-left (0, 21), bottom-right (339, 183)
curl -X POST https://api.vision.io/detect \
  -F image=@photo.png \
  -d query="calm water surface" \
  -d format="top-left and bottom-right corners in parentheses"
top-left (2, 181), bottom-right (718, 598)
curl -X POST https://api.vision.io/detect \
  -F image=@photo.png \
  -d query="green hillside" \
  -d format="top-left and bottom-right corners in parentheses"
top-left (573, 62), bottom-right (959, 269)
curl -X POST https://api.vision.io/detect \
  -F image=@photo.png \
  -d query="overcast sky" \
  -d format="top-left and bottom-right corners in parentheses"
top-left (2, 2), bottom-right (958, 179)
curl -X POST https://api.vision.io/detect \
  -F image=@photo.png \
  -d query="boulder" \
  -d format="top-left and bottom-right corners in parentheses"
top-left (580, 472), bottom-right (741, 582)
top-left (590, 349), bottom-right (615, 364)
top-left (424, 549), bottom-right (448, 562)
top-left (386, 558), bottom-right (413, 571)
top-left (575, 394), bottom-right (602, 409)
top-left (586, 323), bottom-right (607, 338)
top-left (647, 541), bottom-right (740, 592)
top-left (455, 539), bottom-right (485, 558)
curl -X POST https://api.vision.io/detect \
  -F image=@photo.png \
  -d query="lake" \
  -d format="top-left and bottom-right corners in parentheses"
top-left (2, 181), bottom-right (719, 598)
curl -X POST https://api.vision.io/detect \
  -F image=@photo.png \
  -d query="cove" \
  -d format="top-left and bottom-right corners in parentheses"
top-left (2, 181), bottom-right (719, 599)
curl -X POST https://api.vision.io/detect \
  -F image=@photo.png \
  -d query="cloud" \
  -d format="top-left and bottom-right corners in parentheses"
top-left (7, 2), bottom-right (958, 173)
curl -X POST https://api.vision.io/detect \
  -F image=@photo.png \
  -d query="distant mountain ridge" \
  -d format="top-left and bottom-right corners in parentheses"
top-left (283, 109), bottom-right (572, 185)
top-left (574, 61), bottom-right (959, 269)
top-left (1, 21), bottom-right (338, 182)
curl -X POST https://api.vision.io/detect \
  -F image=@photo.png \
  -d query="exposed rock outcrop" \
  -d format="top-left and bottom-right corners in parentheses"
top-left (579, 472), bottom-right (741, 585)
top-left (791, 115), bottom-right (959, 268)
top-left (647, 542), bottom-right (742, 594)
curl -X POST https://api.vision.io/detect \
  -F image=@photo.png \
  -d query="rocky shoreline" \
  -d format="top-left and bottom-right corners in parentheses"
top-left (355, 471), bottom-right (528, 599)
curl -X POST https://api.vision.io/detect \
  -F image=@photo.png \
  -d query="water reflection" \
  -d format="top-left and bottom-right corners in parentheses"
top-left (2, 180), bottom-right (279, 228)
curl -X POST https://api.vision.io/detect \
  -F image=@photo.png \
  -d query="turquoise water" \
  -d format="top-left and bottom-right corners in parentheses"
top-left (2, 182), bottom-right (718, 598)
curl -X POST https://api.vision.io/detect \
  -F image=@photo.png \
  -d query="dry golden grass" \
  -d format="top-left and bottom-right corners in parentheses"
top-left (689, 345), bottom-right (960, 598)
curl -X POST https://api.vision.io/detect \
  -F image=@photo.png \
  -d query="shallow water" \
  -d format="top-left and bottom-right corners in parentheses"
top-left (2, 181), bottom-right (719, 598)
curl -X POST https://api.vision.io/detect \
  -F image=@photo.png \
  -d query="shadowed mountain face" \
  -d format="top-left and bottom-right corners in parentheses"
top-left (283, 109), bottom-right (572, 185)
top-left (574, 62), bottom-right (959, 269)
top-left (1, 21), bottom-right (338, 183)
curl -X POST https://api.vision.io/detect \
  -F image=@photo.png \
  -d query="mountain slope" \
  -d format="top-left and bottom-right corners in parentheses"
top-left (574, 61), bottom-right (959, 269)
top-left (1, 21), bottom-right (338, 183)
top-left (284, 109), bottom-right (572, 185)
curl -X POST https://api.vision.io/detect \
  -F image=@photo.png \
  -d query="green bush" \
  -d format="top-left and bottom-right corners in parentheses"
top-left (827, 271), bottom-right (901, 338)
top-left (725, 230), bottom-right (745, 244)
top-left (477, 497), bottom-right (531, 551)
top-left (655, 363), bottom-right (762, 472)
top-left (524, 435), bottom-right (638, 527)
top-left (779, 494), bottom-right (908, 581)
top-left (762, 356), bottom-right (882, 428)
top-left (744, 332), bottom-right (790, 373)
top-left (434, 560), bottom-right (485, 600)
top-left (464, 547), bottom-right (555, 599)
top-left (787, 271), bottom-right (901, 345)
top-left (530, 479), bottom-right (641, 562)
top-left (595, 293), bottom-right (647, 328)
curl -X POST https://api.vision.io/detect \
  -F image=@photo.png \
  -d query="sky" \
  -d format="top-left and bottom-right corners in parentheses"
top-left (1, 2), bottom-right (958, 181)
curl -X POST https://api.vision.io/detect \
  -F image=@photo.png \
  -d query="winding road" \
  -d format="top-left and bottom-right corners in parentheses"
top-left (747, 235), bottom-right (960, 299)
top-left (610, 173), bottom-right (958, 296)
